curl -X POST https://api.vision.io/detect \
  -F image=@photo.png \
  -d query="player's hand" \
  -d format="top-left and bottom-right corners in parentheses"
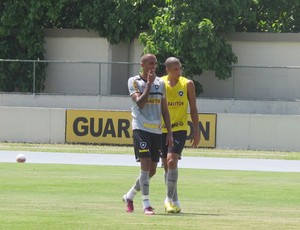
top-left (190, 131), bottom-right (200, 148)
top-left (147, 69), bottom-right (156, 84)
top-left (166, 132), bottom-right (173, 148)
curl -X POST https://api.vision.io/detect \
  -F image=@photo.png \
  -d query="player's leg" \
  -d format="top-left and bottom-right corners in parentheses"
top-left (123, 177), bottom-right (139, 205)
top-left (139, 157), bottom-right (153, 214)
top-left (165, 152), bottom-right (179, 212)
top-left (165, 131), bottom-right (186, 213)
top-left (160, 132), bottom-right (168, 176)
top-left (161, 133), bottom-right (176, 213)
top-left (138, 130), bottom-right (158, 214)
top-left (141, 132), bottom-right (161, 215)
top-left (123, 130), bottom-right (153, 213)
top-left (124, 160), bottom-right (157, 204)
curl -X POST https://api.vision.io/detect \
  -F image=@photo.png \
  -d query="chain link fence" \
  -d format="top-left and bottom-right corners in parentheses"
top-left (1, 59), bottom-right (300, 100)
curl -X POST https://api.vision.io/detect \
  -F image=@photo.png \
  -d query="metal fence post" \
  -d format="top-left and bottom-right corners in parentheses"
top-left (33, 61), bottom-right (36, 95)
top-left (232, 66), bottom-right (235, 99)
top-left (98, 63), bottom-right (102, 95)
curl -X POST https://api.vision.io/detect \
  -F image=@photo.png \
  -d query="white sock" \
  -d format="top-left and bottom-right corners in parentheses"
top-left (126, 186), bottom-right (138, 201)
top-left (142, 195), bottom-right (151, 209)
top-left (173, 200), bottom-right (180, 207)
top-left (165, 197), bottom-right (172, 204)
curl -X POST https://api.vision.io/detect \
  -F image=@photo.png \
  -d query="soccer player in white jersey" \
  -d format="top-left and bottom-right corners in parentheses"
top-left (123, 54), bottom-right (173, 215)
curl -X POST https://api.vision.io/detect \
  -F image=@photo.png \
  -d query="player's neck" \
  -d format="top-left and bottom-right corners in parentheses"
top-left (140, 73), bottom-right (148, 81)
top-left (167, 75), bottom-right (180, 86)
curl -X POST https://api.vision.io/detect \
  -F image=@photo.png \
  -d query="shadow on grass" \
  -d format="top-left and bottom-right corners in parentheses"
top-left (155, 212), bottom-right (222, 217)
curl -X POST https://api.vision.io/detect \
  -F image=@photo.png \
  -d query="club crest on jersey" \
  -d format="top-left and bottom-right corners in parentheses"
top-left (140, 142), bottom-right (147, 149)
top-left (178, 91), bottom-right (184, 96)
top-left (155, 84), bottom-right (159, 89)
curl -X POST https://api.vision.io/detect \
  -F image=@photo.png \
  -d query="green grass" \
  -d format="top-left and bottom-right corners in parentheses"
top-left (1, 142), bottom-right (300, 160)
top-left (0, 163), bottom-right (299, 230)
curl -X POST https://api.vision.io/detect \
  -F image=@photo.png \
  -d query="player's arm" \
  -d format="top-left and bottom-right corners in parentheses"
top-left (131, 70), bottom-right (155, 109)
top-left (187, 80), bottom-right (200, 147)
top-left (161, 97), bottom-right (173, 147)
top-left (131, 84), bottom-right (150, 109)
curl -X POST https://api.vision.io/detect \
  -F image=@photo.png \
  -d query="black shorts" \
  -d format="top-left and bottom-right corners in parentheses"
top-left (161, 130), bottom-right (187, 159)
top-left (133, 129), bottom-right (162, 163)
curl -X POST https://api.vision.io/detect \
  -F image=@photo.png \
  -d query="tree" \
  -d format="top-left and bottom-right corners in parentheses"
top-left (236, 0), bottom-right (300, 32)
top-left (139, 0), bottom-right (253, 94)
top-left (1, 0), bottom-right (299, 93)
top-left (77, 0), bottom-right (164, 44)
top-left (0, 1), bottom-right (62, 92)
top-left (139, 0), bottom-right (300, 94)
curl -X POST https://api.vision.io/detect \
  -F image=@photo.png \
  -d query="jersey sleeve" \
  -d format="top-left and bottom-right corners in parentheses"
top-left (128, 76), bottom-right (140, 96)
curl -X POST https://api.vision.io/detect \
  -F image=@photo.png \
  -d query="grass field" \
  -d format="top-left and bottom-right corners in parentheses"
top-left (1, 143), bottom-right (300, 229)
top-left (0, 163), bottom-right (300, 230)
top-left (1, 142), bottom-right (300, 160)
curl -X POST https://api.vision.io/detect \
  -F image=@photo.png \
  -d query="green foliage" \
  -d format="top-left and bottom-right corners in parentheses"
top-left (0, 0), bottom-right (299, 93)
top-left (236, 0), bottom-right (300, 32)
top-left (0, 1), bottom-right (50, 92)
top-left (140, 0), bottom-right (300, 94)
top-left (140, 0), bottom-right (244, 93)
top-left (76, 0), bottom-right (163, 44)
top-left (0, 0), bottom-right (161, 92)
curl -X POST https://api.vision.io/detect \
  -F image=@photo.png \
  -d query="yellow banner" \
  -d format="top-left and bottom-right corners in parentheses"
top-left (66, 110), bottom-right (216, 147)
top-left (66, 110), bottom-right (133, 144)
top-left (186, 113), bottom-right (217, 148)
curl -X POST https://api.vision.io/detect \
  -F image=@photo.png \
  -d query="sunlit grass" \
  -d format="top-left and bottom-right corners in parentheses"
top-left (0, 163), bottom-right (299, 230)
top-left (0, 142), bottom-right (299, 160)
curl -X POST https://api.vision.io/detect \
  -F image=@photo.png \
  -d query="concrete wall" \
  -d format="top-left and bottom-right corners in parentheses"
top-left (199, 33), bottom-right (300, 100)
top-left (0, 106), bottom-right (65, 144)
top-left (1, 93), bottom-right (300, 115)
top-left (43, 30), bottom-right (300, 101)
top-left (1, 105), bottom-right (300, 151)
top-left (44, 29), bottom-right (110, 95)
top-left (1, 31), bottom-right (300, 151)
top-left (43, 29), bottom-right (146, 96)
top-left (0, 94), bottom-right (131, 111)
top-left (217, 113), bottom-right (300, 151)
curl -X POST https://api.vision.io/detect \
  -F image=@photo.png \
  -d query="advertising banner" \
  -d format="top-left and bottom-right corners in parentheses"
top-left (66, 110), bottom-right (216, 147)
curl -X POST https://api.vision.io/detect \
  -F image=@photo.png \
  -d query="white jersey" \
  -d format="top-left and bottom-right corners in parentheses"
top-left (128, 75), bottom-right (165, 134)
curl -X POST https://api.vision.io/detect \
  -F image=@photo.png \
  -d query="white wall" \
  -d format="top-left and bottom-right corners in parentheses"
top-left (108, 32), bottom-right (300, 101)
top-left (199, 33), bottom-right (300, 100)
top-left (1, 93), bottom-right (300, 115)
top-left (0, 106), bottom-right (65, 143)
top-left (44, 29), bottom-right (110, 95)
top-left (42, 30), bottom-right (300, 100)
top-left (217, 113), bottom-right (300, 151)
top-left (1, 31), bottom-right (300, 151)
top-left (1, 105), bottom-right (300, 151)
top-left (0, 94), bottom-right (132, 110)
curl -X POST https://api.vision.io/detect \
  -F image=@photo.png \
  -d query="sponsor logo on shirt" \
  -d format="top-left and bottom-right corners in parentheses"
top-left (171, 121), bottom-right (184, 128)
top-left (167, 101), bottom-right (184, 106)
top-left (143, 123), bottom-right (161, 129)
top-left (147, 98), bottom-right (161, 104)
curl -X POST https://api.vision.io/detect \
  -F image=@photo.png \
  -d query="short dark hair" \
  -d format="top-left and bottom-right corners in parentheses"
top-left (140, 54), bottom-right (156, 64)
top-left (165, 57), bottom-right (181, 67)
